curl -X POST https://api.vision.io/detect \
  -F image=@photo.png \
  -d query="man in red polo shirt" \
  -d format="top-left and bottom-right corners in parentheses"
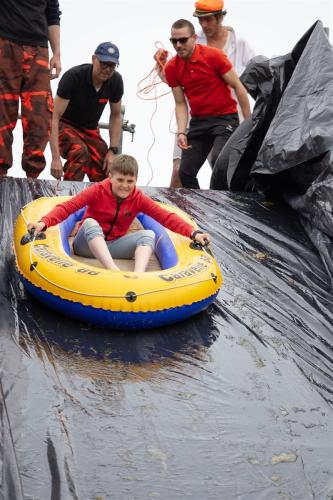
top-left (164, 18), bottom-right (250, 189)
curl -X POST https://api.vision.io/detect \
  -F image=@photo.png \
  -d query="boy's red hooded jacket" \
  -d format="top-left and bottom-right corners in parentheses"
top-left (41, 178), bottom-right (194, 241)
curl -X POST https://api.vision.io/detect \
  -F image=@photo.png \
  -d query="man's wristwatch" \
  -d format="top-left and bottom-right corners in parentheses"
top-left (108, 146), bottom-right (119, 154)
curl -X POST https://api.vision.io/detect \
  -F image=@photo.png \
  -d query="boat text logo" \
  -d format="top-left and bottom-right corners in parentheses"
top-left (158, 255), bottom-right (211, 282)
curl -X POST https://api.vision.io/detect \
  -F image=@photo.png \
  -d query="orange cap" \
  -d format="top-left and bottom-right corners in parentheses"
top-left (193, 0), bottom-right (225, 17)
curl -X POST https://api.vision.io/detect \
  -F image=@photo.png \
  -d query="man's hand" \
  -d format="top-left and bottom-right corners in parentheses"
top-left (177, 132), bottom-right (192, 150)
top-left (154, 49), bottom-right (168, 69)
top-left (28, 221), bottom-right (46, 235)
top-left (50, 157), bottom-right (63, 180)
top-left (153, 49), bottom-right (168, 82)
top-left (103, 150), bottom-right (116, 176)
top-left (49, 54), bottom-right (61, 79)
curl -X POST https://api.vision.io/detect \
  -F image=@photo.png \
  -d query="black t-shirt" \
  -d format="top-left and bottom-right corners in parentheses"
top-left (0, 0), bottom-right (61, 47)
top-left (57, 64), bottom-right (124, 130)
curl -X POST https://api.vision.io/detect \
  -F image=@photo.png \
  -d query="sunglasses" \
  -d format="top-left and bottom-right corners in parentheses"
top-left (169, 36), bottom-right (191, 45)
top-left (98, 60), bottom-right (117, 69)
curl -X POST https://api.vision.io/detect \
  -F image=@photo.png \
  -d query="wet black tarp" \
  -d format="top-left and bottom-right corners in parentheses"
top-left (0, 177), bottom-right (332, 499)
top-left (211, 21), bottom-right (333, 289)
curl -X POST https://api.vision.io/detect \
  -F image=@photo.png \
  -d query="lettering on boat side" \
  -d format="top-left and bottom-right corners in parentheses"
top-left (33, 244), bottom-right (74, 268)
top-left (159, 255), bottom-right (211, 282)
top-left (76, 268), bottom-right (100, 276)
top-left (33, 245), bottom-right (100, 275)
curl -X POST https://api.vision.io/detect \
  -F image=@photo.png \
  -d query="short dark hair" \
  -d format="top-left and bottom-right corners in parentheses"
top-left (171, 19), bottom-right (195, 35)
top-left (110, 154), bottom-right (138, 177)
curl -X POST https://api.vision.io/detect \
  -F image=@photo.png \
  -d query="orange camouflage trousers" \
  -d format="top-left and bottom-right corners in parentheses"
top-left (59, 121), bottom-right (108, 182)
top-left (0, 38), bottom-right (52, 177)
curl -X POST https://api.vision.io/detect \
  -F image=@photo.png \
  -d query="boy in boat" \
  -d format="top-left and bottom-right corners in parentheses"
top-left (28, 154), bottom-right (210, 272)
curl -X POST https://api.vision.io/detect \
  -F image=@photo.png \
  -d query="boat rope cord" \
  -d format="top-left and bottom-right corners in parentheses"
top-left (201, 243), bottom-right (219, 278)
top-left (144, 82), bottom-right (156, 186)
top-left (20, 208), bottom-right (218, 300)
top-left (136, 41), bottom-right (174, 186)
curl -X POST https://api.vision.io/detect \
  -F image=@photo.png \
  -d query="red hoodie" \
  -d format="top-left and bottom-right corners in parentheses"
top-left (41, 178), bottom-right (194, 241)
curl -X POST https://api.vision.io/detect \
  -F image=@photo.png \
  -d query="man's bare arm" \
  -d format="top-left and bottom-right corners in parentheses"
top-left (223, 69), bottom-right (251, 119)
top-left (172, 86), bottom-right (191, 150)
top-left (103, 100), bottom-right (123, 175)
top-left (48, 25), bottom-right (61, 79)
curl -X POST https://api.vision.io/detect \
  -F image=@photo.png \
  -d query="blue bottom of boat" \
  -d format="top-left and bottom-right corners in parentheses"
top-left (21, 276), bottom-right (217, 330)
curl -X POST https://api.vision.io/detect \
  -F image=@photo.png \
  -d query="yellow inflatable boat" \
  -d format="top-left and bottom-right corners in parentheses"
top-left (14, 196), bottom-right (222, 329)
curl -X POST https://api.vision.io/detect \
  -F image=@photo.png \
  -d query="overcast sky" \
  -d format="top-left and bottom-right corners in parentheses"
top-left (9, 0), bottom-right (333, 188)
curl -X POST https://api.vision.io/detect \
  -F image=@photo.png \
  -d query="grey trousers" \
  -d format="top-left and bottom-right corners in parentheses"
top-left (73, 218), bottom-right (155, 259)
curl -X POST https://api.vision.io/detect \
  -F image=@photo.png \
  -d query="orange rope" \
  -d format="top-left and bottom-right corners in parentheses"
top-left (136, 42), bottom-right (171, 100)
top-left (145, 86), bottom-right (158, 186)
top-left (137, 42), bottom-right (174, 185)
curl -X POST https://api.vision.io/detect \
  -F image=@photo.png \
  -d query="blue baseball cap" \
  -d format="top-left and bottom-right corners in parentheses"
top-left (94, 42), bottom-right (120, 64)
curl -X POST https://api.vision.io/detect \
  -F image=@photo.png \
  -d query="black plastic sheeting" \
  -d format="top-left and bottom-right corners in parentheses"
top-left (1, 176), bottom-right (332, 499)
top-left (211, 21), bottom-right (333, 289)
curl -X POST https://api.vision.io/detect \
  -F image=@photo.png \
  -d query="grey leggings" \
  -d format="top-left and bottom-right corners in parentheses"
top-left (73, 218), bottom-right (155, 259)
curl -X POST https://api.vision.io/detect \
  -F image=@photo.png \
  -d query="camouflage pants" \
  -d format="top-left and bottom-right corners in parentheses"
top-left (59, 120), bottom-right (108, 182)
top-left (0, 38), bottom-right (53, 177)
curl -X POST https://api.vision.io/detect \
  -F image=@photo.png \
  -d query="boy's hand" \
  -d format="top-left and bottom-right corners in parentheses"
top-left (191, 230), bottom-right (210, 246)
top-left (28, 221), bottom-right (46, 235)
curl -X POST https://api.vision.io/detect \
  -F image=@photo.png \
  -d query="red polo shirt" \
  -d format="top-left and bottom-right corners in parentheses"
top-left (165, 44), bottom-right (237, 118)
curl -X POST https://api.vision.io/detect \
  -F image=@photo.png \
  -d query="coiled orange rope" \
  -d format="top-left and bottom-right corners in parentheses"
top-left (136, 42), bottom-right (171, 101)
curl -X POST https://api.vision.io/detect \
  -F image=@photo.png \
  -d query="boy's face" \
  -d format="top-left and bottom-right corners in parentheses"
top-left (110, 171), bottom-right (137, 199)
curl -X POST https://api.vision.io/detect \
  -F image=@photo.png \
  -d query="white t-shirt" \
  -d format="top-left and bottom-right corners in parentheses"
top-left (197, 26), bottom-right (255, 76)
top-left (198, 27), bottom-right (255, 122)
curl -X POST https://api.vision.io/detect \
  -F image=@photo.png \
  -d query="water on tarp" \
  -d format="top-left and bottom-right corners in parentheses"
top-left (1, 177), bottom-right (332, 500)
